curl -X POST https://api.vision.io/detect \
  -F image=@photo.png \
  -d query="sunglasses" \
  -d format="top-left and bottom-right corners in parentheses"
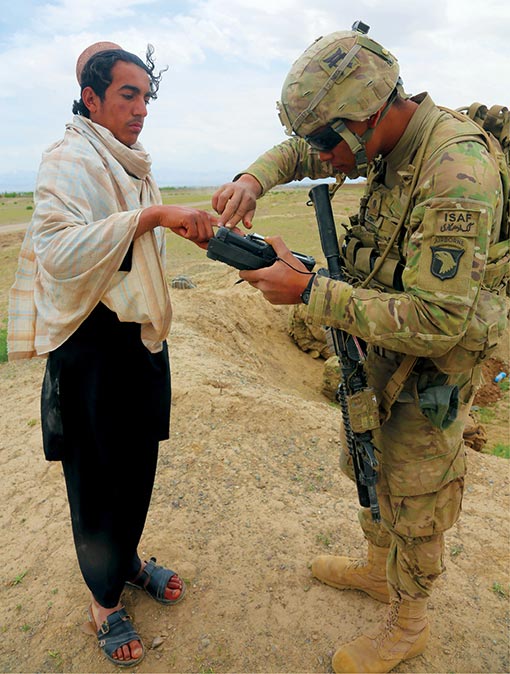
top-left (304, 119), bottom-right (347, 152)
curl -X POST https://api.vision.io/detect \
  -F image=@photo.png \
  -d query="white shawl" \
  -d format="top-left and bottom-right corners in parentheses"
top-left (8, 115), bottom-right (172, 358)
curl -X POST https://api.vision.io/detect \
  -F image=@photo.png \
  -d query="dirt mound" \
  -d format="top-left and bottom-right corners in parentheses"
top-left (475, 357), bottom-right (508, 406)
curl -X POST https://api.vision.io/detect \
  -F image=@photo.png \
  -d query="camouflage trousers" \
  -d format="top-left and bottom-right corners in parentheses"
top-left (339, 349), bottom-right (482, 599)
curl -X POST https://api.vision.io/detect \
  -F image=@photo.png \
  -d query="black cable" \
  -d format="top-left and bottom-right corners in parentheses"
top-left (275, 257), bottom-right (315, 275)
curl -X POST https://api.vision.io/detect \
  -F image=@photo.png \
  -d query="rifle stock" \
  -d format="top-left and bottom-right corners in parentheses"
top-left (308, 183), bottom-right (381, 522)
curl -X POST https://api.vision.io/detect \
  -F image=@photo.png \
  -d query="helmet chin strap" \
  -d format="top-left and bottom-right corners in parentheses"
top-left (330, 120), bottom-right (370, 177)
top-left (333, 86), bottom-right (400, 177)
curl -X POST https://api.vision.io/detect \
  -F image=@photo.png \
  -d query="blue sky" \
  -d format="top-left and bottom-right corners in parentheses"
top-left (0, 0), bottom-right (508, 191)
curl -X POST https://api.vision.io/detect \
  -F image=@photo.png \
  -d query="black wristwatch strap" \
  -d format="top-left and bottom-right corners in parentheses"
top-left (300, 273), bottom-right (316, 305)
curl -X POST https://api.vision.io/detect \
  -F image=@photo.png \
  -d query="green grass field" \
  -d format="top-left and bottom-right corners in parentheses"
top-left (0, 192), bottom-right (34, 224)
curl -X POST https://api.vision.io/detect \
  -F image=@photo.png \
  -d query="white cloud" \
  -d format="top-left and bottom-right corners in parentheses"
top-left (32, 0), bottom-right (159, 33)
top-left (0, 0), bottom-right (509, 190)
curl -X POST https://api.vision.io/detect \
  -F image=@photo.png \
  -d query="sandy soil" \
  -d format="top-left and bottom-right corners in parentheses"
top-left (0, 260), bottom-right (509, 674)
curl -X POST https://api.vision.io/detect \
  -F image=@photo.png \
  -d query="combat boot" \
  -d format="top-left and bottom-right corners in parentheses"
top-left (332, 596), bottom-right (430, 673)
top-left (311, 542), bottom-right (390, 603)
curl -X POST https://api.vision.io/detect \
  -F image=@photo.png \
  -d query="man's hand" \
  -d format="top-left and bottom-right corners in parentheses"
top-left (137, 205), bottom-right (219, 249)
top-left (161, 206), bottom-right (218, 249)
top-left (211, 174), bottom-right (262, 229)
top-left (239, 235), bottom-right (313, 304)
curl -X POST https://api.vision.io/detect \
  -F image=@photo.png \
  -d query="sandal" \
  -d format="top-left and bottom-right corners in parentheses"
top-left (126, 556), bottom-right (186, 605)
top-left (87, 606), bottom-right (145, 667)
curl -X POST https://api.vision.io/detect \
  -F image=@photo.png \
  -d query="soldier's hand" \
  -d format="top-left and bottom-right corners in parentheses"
top-left (240, 235), bottom-right (313, 304)
top-left (212, 174), bottom-right (262, 229)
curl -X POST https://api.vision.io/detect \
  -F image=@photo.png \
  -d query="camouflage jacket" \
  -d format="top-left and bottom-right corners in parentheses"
top-left (241, 94), bottom-right (508, 368)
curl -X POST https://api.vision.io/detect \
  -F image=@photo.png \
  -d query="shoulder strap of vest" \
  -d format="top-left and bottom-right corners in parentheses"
top-left (379, 354), bottom-right (418, 422)
top-left (359, 111), bottom-right (440, 289)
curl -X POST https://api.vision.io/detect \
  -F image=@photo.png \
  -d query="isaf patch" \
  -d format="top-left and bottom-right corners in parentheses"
top-left (436, 210), bottom-right (478, 236)
top-left (430, 244), bottom-right (465, 280)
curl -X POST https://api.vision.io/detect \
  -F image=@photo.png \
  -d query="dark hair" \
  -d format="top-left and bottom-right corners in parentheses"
top-left (72, 44), bottom-right (166, 117)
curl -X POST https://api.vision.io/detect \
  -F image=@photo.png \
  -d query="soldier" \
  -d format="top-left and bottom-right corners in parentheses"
top-left (212, 24), bottom-right (508, 674)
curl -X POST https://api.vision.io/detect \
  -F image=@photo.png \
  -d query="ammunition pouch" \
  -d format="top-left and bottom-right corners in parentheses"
top-left (340, 233), bottom-right (404, 291)
top-left (347, 388), bottom-right (381, 433)
top-left (483, 239), bottom-right (510, 296)
top-left (431, 288), bottom-right (508, 374)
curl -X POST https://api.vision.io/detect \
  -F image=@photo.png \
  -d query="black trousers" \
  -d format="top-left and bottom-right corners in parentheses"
top-left (41, 303), bottom-right (171, 607)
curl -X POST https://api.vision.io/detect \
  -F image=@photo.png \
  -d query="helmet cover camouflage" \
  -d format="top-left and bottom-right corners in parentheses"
top-left (277, 30), bottom-right (401, 137)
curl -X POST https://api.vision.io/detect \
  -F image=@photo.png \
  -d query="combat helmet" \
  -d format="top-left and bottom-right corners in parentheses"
top-left (277, 21), bottom-right (405, 176)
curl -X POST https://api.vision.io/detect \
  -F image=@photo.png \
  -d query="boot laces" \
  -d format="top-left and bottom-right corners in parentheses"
top-left (377, 600), bottom-right (401, 645)
top-left (350, 558), bottom-right (368, 570)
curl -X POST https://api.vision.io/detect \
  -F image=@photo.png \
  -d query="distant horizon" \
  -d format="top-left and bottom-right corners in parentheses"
top-left (0, 172), bottom-right (236, 194)
top-left (0, 176), bottom-right (340, 195)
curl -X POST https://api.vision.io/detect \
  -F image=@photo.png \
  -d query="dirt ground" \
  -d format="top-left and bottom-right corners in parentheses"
top-left (0, 259), bottom-right (509, 674)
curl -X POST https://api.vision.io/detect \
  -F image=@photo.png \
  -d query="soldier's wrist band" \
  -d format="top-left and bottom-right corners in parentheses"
top-left (300, 273), bottom-right (316, 305)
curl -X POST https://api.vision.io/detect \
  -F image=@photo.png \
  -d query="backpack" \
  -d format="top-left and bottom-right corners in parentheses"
top-left (457, 103), bottom-right (509, 166)
top-left (456, 103), bottom-right (510, 293)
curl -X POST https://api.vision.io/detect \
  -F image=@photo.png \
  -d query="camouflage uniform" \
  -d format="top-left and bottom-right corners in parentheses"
top-left (239, 92), bottom-right (507, 600)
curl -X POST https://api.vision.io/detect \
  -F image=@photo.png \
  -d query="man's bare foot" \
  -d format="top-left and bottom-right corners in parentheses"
top-left (89, 599), bottom-right (143, 663)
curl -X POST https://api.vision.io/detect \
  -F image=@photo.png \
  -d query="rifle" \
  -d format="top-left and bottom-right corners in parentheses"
top-left (308, 183), bottom-right (381, 522)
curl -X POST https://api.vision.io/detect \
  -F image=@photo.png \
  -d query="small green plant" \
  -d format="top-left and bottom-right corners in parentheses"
top-left (27, 418), bottom-right (38, 427)
top-left (47, 649), bottom-right (63, 670)
top-left (10, 570), bottom-right (27, 586)
top-left (316, 532), bottom-right (332, 547)
top-left (492, 581), bottom-right (509, 598)
top-left (21, 624), bottom-right (31, 632)
top-left (450, 544), bottom-right (464, 557)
